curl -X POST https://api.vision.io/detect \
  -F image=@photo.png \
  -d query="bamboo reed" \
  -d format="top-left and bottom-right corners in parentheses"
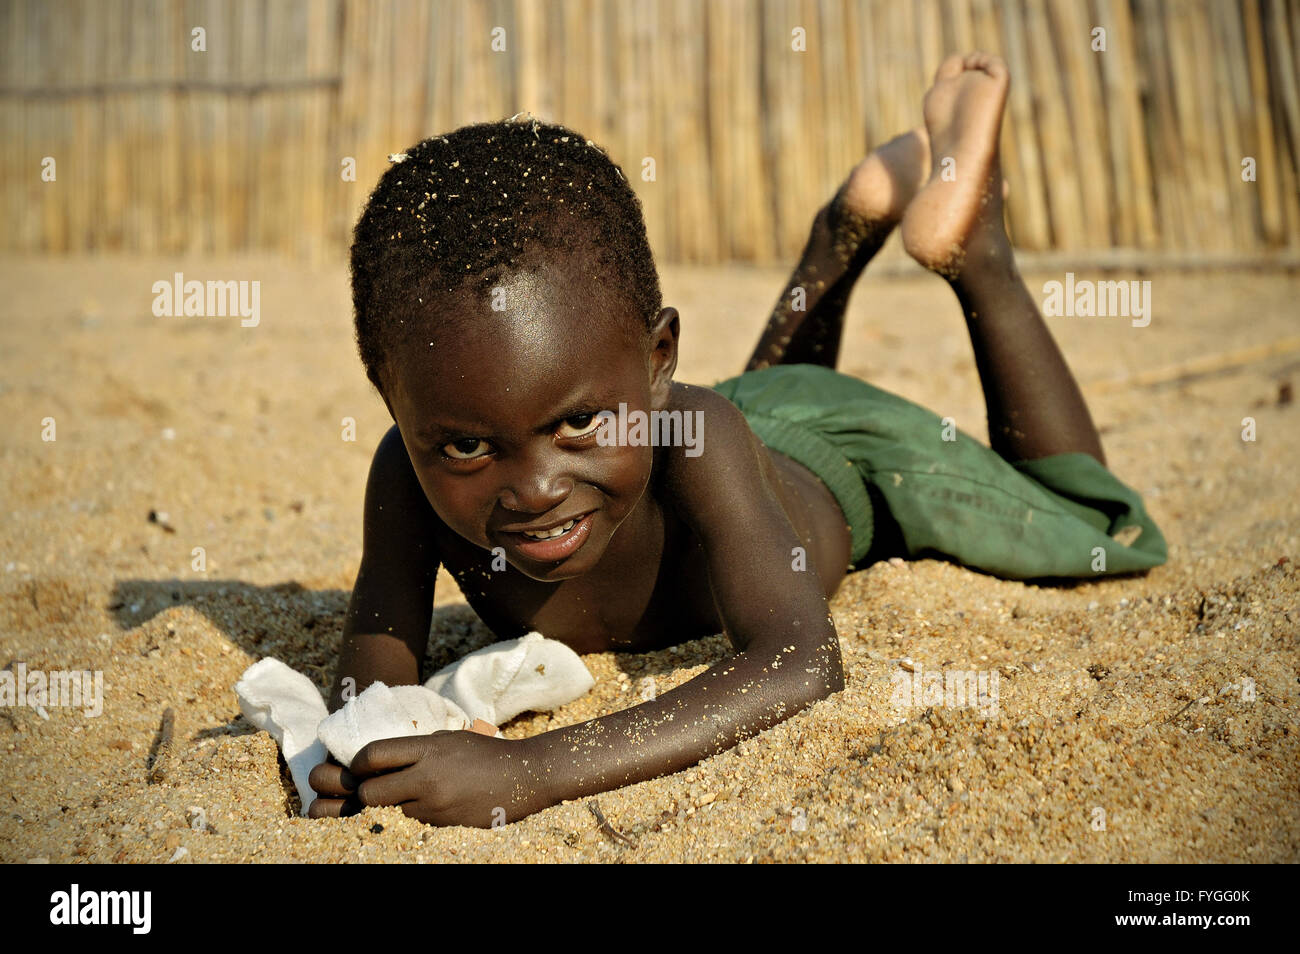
top-left (1, 0), bottom-right (1296, 262)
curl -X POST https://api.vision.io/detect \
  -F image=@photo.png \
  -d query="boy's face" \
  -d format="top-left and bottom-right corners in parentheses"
top-left (382, 261), bottom-right (677, 583)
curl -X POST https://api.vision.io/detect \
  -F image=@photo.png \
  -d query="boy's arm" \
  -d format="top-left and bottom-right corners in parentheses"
top-left (310, 424), bottom-right (441, 817)
top-left (328, 424), bottom-right (441, 711)
top-left (515, 389), bottom-right (844, 812)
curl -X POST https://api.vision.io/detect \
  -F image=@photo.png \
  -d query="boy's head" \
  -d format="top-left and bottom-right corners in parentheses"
top-left (351, 118), bottom-right (679, 581)
top-left (351, 117), bottom-right (662, 398)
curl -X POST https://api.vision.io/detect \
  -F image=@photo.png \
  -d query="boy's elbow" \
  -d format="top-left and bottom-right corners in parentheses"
top-left (784, 641), bottom-right (845, 707)
top-left (808, 665), bottom-right (845, 701)
top-left (808, 633), bottom-right (845, 696)
top-left (741, 629), bottom-right (844, 707)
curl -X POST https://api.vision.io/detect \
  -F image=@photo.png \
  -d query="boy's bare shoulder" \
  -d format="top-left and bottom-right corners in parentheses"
top-left (665, 379), bottom-right (754, 444)
top-left (656, 383), bottom-right (840, 655)
top-left (664, 380), bottom-right (750, 433)
top-left (659, 381), bottom-right (772, 518)
top-left (361, 424), bottom-right (444, 568)
top-left (368, 423), bottom-right (425, 508)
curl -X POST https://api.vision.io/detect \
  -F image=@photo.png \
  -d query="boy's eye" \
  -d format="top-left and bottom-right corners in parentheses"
top-left (442, 438), bottom-right (491, 460)
top-left (557, 413), bottom-right (605, 439)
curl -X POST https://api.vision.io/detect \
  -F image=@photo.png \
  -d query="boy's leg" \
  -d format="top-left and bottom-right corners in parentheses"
top-left (902, 53), bottom-right (1106, 465)
top-left (746, 129), bottom-right (929, 371)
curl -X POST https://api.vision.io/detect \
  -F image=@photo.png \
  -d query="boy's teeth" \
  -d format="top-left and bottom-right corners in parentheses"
top-left (522, 517), bottom-right (578, 540)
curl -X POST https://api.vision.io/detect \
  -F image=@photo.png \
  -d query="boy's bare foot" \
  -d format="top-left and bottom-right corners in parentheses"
top-left (831, 126), bottom-right (931, 227)
top-left (901, 52), bottom-right (1012, 276)
top-left (746, 128), bottom-right (931, 370)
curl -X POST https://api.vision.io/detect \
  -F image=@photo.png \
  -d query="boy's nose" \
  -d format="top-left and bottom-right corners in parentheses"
top-left (497, 453), bottom-right (575, 514)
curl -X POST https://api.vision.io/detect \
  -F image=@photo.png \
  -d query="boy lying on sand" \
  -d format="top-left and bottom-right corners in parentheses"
top-left (309, 53), bottom-right (1165, 824)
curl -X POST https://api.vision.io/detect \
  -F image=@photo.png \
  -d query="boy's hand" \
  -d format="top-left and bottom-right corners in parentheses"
top-left (343, 731), bottom-right (543, 828)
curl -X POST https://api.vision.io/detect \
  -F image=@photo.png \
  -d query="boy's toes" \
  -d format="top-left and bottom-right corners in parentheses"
top-left (933, 53), bottom-right (967, 83)
top-left (966, 51), bottom-right (1009, 79)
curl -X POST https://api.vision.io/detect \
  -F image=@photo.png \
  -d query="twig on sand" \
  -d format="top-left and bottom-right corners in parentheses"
top-left (1088, 335), bottom-right (1300, 394)
top-left (587, 800), bottom-right (634, 848)
top-left (148, 707), bottom-right (176, 783)
top-left (1162, 697), bottom-right (1202, 726)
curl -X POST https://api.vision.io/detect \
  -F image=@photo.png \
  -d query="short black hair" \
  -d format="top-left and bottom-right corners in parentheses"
top-left (351, 117), bottom-right (662, 396)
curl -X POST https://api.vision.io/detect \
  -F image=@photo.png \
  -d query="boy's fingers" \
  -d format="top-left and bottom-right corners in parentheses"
top-left (308, 797), bottom-right (341, 818)
top-left (307, 796), bottom-right (363, 819)
top-left (357, 770), bottom-right (415, 808)
top-left (308, 760), bottom-right (358, 796)
top-left (350, 736), bottom-right (429, 776)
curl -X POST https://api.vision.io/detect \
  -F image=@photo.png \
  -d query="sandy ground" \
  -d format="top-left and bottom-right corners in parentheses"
top-left (1, 251), bottom-right (1296, 863)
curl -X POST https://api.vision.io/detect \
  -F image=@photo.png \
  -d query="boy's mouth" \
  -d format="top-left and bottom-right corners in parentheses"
top-left (519, 516), bottom-right (582, 540)
top-left (503, 511), bottom-right (595, 562)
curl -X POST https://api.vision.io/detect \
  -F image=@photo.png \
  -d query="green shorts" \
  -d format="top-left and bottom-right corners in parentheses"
top-left (711, 364), bottom-right (1167, 580)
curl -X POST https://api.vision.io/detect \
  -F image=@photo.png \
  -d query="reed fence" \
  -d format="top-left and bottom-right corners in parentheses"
top-left (2, 0), bottom-right (1297, 264)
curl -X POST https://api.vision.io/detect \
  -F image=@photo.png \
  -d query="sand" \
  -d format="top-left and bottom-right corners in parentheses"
top-left (1, 252), bottom-right (1296, 863)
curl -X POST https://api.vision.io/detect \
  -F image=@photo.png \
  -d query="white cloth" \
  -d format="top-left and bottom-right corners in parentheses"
top-left (233, 658), bottom-right (330, 816)
top-left (424, 631), bottom-right (596, 726)
top-left (234, 632), bottom-right (594, 815)
top-left (316, 681), bottom-right (474, 769)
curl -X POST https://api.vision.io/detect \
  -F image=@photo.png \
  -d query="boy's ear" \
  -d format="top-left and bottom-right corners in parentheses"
top-left (648, 306), bottom-right (679, 407)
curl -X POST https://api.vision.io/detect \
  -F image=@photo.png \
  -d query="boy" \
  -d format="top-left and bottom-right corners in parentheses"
top-left (309, 53), bottom-right (1165, 825)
